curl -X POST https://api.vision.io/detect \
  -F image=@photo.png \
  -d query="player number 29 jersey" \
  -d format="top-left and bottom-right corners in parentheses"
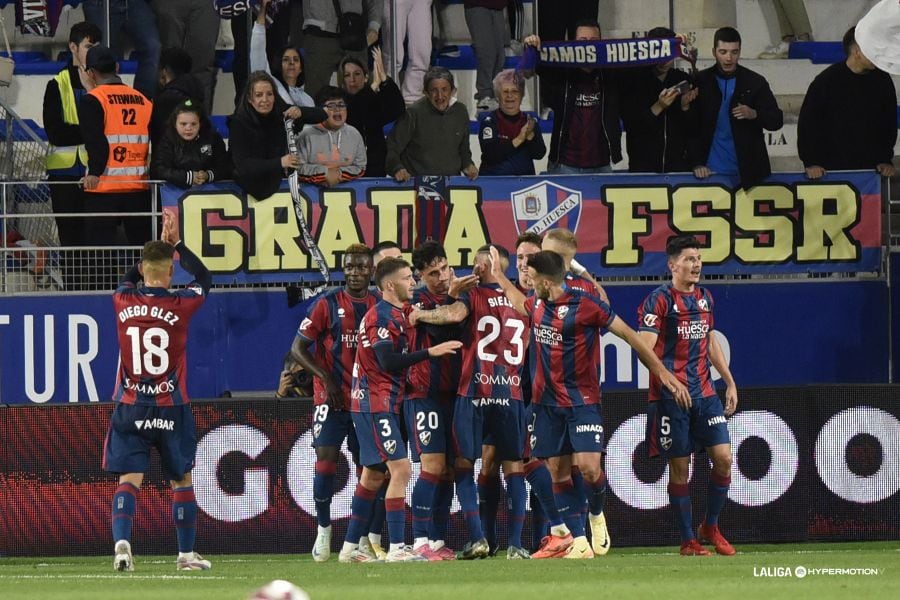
top-left (457, 284), bottom-right (530, 400)
top-left (638, 283), bottom-right (716, 402)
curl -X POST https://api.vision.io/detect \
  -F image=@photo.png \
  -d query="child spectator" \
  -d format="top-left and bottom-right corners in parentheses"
top-left (151, 101), bottom-right (230, 188)
top-left (297, 86), bottom-right (367, 186)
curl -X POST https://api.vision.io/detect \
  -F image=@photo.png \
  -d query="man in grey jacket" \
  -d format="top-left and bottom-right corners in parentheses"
top-left (303, 0), bottom-right (383, 99)
top-left (386, 67), bottom-right (478, 182)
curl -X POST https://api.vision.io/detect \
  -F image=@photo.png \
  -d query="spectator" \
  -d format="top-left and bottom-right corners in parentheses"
top-left (151, 47), bottom-right (205, 145)
top-left (523, 20), bottom-right (622, 174)
top-left (465, 1), bottom-right (508, 112)
top-left (297, 87), bottom-right (368, 186)
top-left (79, 45), bottom-right (153, 287)
top-left (372, 240), bottom-right (402, 265)
top-left (619, 26), bottom-right (696, 173)
top-left (687, 27), bottom-right (783, 190)
top-left (759, 0), bottom-right (812, 59)
top-left (253, 0), bottom-right (315, 108)
top-left (302, 0), bottom-right (383, 100)
top-left (276, 353), bottom-right (314, 398)
top-left (150, 101), bottom-right (230, 188)
top-left (340, 49), bottom-right (405, 177)
top-left (385, 67), bottom-right (478, 182)
top-left (382, 0), bottom-right (433, 105)
top-left (151, 0), bottom-right (220, 110)
top-left (229, 71), bottom-right (327, 200)
top-left (797, 26), bottom-right (897, 180)
top-left (536, 0), bottom-right (598, 114)
top-left (43, 21), bottom-right (101, 290)
top-left (82, 0), bottom-right (161, 99)
top-left (478, 69), bottom-right (545, 175)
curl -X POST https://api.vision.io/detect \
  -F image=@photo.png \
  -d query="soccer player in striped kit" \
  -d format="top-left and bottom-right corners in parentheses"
top-left (638, 235), bottom-right (738, 556)
top-left (339, 257), bottom-right (461, 563)
top-left (410, 245), bottom-right (531, 559)
top-left (491, 248), bottom-right (688, 558)
top-left (291, 244), bottom-right (378, 561)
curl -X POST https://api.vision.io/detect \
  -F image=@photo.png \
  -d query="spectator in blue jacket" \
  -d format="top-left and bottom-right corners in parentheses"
top-left (478, 69), bottom-right (546, 175)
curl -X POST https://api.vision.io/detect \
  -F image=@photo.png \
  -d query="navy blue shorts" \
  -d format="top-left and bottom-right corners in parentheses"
top-left (352, 412), bottom-right (407, 467)
top-left (531, 403), bottom-right (605, 458)
top-left (405, 397), bottom-right (451, 462)
top-left (311, 404), bottom-right (360, 461)
top-left (646, 394), bottom-right (731, 459)
top-left (103, 403), bottom-right (197, 481)
top-left (452, 397), bottom-right (484, 461)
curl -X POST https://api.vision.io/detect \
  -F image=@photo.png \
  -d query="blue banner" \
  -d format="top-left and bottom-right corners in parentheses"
top-left (161, 172), bottom-right (883, 285)
top-left (0, 281), bottom-right (888, 404)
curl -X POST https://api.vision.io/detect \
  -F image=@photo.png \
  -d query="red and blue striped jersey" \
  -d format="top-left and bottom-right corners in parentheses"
top-left (296, 288), bottom-right (378, 409)
top-left (565, 272), bottom-right (597, 294)
top-left (112, 281), bottom-right (206, 406)
top-left (457, 284), bottom-right (530, 400)
top-left (407, 287), bottom-right (461, 401)
top-left (351, 301), bottom-right (412, 414)
top-left (638, 283), bottom-right (717, 402)
top-left (525, 289), bottom-right (615, 407)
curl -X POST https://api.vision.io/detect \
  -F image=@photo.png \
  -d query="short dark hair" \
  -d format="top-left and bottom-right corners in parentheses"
top-left (666, 235), bottom-right (701, 259)
top-left (344, 242), bottom-right (372, 257)
top-left (69, 21), bottom-right (102, 46)
top-left (373, 240), bottom-right (400, 254)
top-left (143, 240), bottom-right (176, 263)
top-left (647, 26), bottom-right (675, 39)
top-left (424, 66), bottom-right (455, 92)
top-left (477, 243), bottom-right (509, 260)
top-left (159, 47), bottom-right (193, 78)
top-left (411, 240), bottom-right (447, 271)
top-left (842, 26), bottom-right (857, 57)
top-left (316, 85), bottom-right (348, 106)
top-left (527, 251), bottom-right (566, 282)
top-left (515, 232), bottom-right (542, 249)
top-left (374, 257), bottom-right (410, 289)
top-left (713, 26), bottom-right (741, 47)
top-left (340, 55), bottom-right (368, 77)
top-left (573, 19), bottom-right (602, 34)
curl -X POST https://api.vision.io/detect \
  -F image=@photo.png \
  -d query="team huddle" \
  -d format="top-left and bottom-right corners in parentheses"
top-left (290, 230), bottom-right (738, 563)
top-left (102, 217), bottom-right (738, 570)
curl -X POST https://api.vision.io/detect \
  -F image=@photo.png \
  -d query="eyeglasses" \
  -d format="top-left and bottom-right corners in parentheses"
top-left (323, 102), bottom-right (347, 111)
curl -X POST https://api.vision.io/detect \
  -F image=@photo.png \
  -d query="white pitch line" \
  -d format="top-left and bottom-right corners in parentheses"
top-left (0, 575), bottom-right (234, 580)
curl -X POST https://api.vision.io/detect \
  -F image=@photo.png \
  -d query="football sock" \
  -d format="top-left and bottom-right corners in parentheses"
top-left (529, 488), bottom-right (548, 549)
top-left (313, 460), bottom-right (337, 528)
top-left (505, 472), bottom-right (526, 548)
top-left (705, 472), bottom-right (731, 527)
top-left (586, 470), bottom-right (608, 516)
top-left (455, 468), bottom-right (485, 541)
top-left (111, 482), bottom-right (138, 544)
top-left (478, 472), bottom-right (501, 549)
top-left (553, 478), bottom-right (586, 538)
top-left (345, 484), bottom-right (377, 544)
top-left (368, 482), bottom-right (387, 540)
top-left (524, 460), bottom-right (562, 527)
top-left (668, 482), bottom-right (694, 543)
top-left (429, 477), bottom-right (454, 543)
top-left (411, 470), bottom-right (440, 540)
top-left (172, 486), bottom-right (198, 553)
top-left (571, 466), bottom-right (588, 522)
top-left (385, 497), bottom-right (407, 546)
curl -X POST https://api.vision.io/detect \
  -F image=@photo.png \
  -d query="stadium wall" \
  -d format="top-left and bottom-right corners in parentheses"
top-left (1, 387), bottom-right (897, 556)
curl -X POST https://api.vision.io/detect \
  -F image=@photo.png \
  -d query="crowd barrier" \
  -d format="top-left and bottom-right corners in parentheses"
top-left (1, 386), bottom-right (897, 556)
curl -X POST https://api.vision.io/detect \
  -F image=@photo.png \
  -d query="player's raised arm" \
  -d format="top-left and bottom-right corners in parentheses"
top-left (162, 209), bottom-right (212, 295)
top-left (489, 245), bottom-right (528, 315)
top-left (608, 315), bottom-right (691, 408)
top-left (708, 330), bottom-right (738, 416)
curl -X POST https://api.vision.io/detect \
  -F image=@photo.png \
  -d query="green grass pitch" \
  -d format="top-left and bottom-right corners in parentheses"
top-left (2, 542), bottom-right (898, 600)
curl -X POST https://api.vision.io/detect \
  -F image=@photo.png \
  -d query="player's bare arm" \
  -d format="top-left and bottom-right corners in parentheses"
top-left (613, 318), bottom-right (691, 408)
top-left (708, 330), bottom-right (738, 416)
top-left (410, 301), bottom-right (470, 326)
top-left (489, 246), bottom-right (528, 315)
top-left (290, 336), bottom-right (345, 409)
top-left (428, 340), bottom-right (464, 356)
top-left (448, 267), bottom-right (480, 298)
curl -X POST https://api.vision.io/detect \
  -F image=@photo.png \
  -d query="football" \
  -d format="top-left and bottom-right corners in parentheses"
top-left (248, 579), bottom-right (310, 600)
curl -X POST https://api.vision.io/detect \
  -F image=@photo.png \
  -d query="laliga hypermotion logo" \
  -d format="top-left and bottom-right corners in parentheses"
top-left (511, 180), bottom-right (583, 235)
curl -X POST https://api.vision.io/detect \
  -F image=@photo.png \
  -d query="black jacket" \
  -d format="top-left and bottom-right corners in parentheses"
top-left (538, 65), bottom-right (622, 166)
top-left (797, 61), bottom-right (897, 171)
top-left (228, 97), bottom-right (327, 200)
top-left (346, 79), bottom-right (405, 177)
top-left (687, 64), bottom-right (783, 189)
top-left (620, 67), bottom-right (692, 173)
top-left (150, 119), bottom-right (230, 188)
top-left (150, 74), bottom-right (206, 145)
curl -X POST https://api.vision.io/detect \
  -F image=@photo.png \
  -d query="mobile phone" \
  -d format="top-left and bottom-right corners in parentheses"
top-left (672, 80), bottom-right (691, 94)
